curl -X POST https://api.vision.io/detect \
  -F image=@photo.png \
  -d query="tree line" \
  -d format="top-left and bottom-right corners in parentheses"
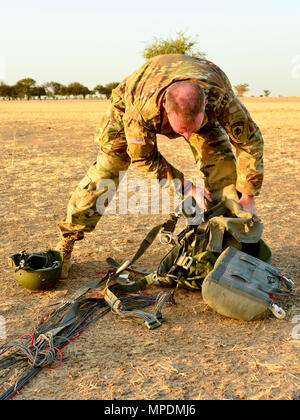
top-left (0, 32), bottom-right (272, 100)
top-left (0, 79), bottom-right (120, 100)
top-left (0, 32), bottom-right (206, 101)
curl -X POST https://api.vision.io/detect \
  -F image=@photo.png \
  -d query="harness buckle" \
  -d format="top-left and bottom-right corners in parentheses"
top-left (145, 318), bottom-right (162, 330)
top-left (271, 304), bottom-right (286, 320)
top-left (159, 214), bottom-right (180, 244)
top-left (117, 271), bottom-right (134, 286)
top-left (182, 256), bottom-right (193, 271)
top-left (159, 232), bottom-right (173, 245)
top-left (280, 275), bottom-right (295, 293)
top-left (145, 272), bottom-right (159, 285)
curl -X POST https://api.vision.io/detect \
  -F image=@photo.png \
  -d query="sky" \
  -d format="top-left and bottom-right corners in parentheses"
top-left (1, 0), bottom-right (300, 96)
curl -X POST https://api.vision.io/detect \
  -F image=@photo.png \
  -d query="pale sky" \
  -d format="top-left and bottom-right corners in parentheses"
top-left (1, 0), bottom-right (300, 96)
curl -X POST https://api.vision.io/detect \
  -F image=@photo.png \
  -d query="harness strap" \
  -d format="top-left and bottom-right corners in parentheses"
top-left (104, 279), bottom-right (171, 329)
top-left (126, 196), bottom-right (211, 268)
top-left (126, 198), bottom-right (224, 270)
top-left (130, 223), bottom-right (164, 266)
top-left (47, 272), bottom-right (112, 338)
top-left (106, 257), bottom-right (153, 275)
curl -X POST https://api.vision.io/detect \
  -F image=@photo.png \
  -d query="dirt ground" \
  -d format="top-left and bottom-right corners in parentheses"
top-left (0, 97), bottom-right (299, 401)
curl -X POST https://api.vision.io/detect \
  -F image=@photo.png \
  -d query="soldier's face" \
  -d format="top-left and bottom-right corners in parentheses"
top-left (167, 111), bottom-right (205, 140)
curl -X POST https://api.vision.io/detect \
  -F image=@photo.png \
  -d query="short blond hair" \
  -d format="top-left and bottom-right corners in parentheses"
top-left (165, 81), bottom-right (206, 124)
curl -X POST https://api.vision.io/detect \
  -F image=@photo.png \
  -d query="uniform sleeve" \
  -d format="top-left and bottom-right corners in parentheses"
top-left (218, 95), bottom-right (264, 196)
top-left (124, 113), bottom-right (184, 192)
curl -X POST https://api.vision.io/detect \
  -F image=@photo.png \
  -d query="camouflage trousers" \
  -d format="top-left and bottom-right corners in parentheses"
top-left (57, 122), bottom-right (237, 241)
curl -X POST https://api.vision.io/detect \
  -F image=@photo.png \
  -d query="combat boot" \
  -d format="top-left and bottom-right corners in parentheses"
top-left (55, 237), bottom-right (75, 279)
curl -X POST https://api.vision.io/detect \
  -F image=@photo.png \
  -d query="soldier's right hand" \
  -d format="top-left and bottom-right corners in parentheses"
top-left (184, 181), bottom-right (212, 210)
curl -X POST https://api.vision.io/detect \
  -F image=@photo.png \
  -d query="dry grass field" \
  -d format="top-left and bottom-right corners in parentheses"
top-left (0, 97), bottom-right (299, 400)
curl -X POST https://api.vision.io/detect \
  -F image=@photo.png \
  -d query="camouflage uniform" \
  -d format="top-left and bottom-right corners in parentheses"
top-left (58, 54), bottom-right (264, 241)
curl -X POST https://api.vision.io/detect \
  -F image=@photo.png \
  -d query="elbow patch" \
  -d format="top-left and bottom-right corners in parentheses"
top-left (231, 121), bottom-right (246, 141)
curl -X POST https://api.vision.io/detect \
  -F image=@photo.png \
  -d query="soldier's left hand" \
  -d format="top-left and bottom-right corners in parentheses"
top-left (185, 183), bottom-right (212, 210)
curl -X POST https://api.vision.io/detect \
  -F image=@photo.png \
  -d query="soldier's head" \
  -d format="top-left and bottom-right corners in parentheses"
top-left (163, 81), bottom-right (207, 140)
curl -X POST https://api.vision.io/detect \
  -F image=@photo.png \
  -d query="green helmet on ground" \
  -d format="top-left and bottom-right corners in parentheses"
top-left (8, 250), bottom-right (64, 291)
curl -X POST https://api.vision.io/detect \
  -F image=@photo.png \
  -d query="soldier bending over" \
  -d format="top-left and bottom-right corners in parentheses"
top-left (56, 54), bottom-right (264, 279)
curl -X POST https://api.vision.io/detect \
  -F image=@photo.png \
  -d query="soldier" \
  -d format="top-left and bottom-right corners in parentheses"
top-left (56, 54), bottom-right (264, 279)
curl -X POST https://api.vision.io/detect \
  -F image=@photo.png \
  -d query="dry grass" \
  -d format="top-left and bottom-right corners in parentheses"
top-left (0, 98), bottom-right (300, 400)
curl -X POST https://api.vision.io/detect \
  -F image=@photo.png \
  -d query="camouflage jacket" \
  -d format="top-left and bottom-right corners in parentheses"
top-left (99, 54), bottom-right (264, 196)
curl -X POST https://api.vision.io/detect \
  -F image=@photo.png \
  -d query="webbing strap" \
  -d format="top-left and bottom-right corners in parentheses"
top-left (48, 301), bottom-right (84, 338)
top-left (48, 273), bottom-right (111, 338)
top-left (66, 276), bottom-right (108, 303)
top-left (206, 223), bottom-right (226, 253)
top-left (104, 278), bottom-right (168, 329)
top-left (104, 288), bottom-right (162, 330)
top-left (106, 257), bottom-right (152, 275)
top-left (130, 223), bottom-right (164, 266)
top-left (122, 198), bottom-right (223, 271)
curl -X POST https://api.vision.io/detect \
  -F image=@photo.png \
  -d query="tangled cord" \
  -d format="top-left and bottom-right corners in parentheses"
top-left (0, 270), bottom-right (174, 400)
top-left (0, 298), bottom-right (109, 400)
top-left (106, 289), bottom-right (174, 327)
top-left (0, 334), bottom-right (61, 370)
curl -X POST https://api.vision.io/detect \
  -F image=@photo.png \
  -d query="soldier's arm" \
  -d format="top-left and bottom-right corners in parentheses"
top-left (218, 95), bottom-right (264, 197)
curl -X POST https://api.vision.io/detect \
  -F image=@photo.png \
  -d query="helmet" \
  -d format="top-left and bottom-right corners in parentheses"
top-left (8, 250), bottom-right (64, 291)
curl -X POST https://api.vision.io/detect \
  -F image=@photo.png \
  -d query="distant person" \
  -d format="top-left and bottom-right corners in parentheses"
top-left (56, 54), bottom-right (264, 278)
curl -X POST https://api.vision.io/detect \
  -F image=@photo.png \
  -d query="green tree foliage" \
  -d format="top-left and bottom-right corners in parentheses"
top-left (43, 81), bottom-right (67, 97)
top-left (94, 82), bottom-right (119, 99)
top-left (15, 78), bottom-right (37, 99)
top-left (65, 82), bottom-right (90, 98)
top-left (0, 79), bottom-right (46, 100)
top-left (142, 31), bottom-right (206, 60)
top-left (30, 86), bottom-right (46, 99)
top-left (234, 83), bottom-right (250, 97)
top-left (263, 89), bottom-right (271, 97)
top-left (0, 79), bottom-right (119, 100)
top-left (0, 82), bottom-right (18, 99)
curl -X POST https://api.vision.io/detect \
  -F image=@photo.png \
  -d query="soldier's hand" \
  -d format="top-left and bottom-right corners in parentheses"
top-left (184, 181), bottom-right (212, 210)
top-left (238, 194), bottom-right (257, 214)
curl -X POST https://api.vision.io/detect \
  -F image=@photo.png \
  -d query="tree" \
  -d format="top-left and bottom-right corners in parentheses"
top-left (0, 82), bottom-right (15, 99)
top-left (15, 78), bottom-right (37, 100)
top-left (94, 82), bottom-right (119, 99)
top-left (65, 82), bottom-right (90, 98)
top-left (0, 82), bottom-right (8, 97)
top-left (234, 83), bottom-right (249, 97)
top-left (31, 86), bottom-right (46, 99)
top-left (93, 84), bottom-right (108, 98)
top-left (43, 81), bottom-right (67, 97)
top-left (263, 89), bottom-right (271, 97)
top-left (142, 31), bottom-right (206, 60)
